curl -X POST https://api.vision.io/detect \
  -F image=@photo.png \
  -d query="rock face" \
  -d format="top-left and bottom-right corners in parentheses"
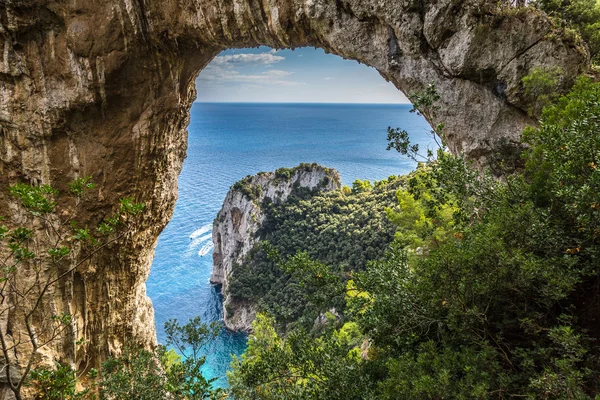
top-left (0, 0), bottom-right (589, 392)
top-left (211, 164), bottom-right (341, 331)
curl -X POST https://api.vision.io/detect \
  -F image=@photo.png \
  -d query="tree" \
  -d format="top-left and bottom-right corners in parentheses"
top-left (29, 362), bottom-right (94, 399)
top-left (162, 317), bottom-right (221, 399)
top-left (0, 178), bottom-right (145, 400)
top-left (386, 84), bottom-right (445, 163)
top-left (533, 0), bottom-right (600, 63)
top-left (227, 314), bottom-right (372, 400)
top-left (228, 77), bottom-right (600, 399)
top-left (99, 345), bottom-right (167, 400)
top-left (351, 179), bottom-right (373, 194)
top-left (99, 317), bottom-right (221, 400)
top-left (353, 76), bottom-right (600, 397)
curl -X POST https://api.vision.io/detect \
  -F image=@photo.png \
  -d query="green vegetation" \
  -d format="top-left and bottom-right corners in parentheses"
top-left (29, 318), bottom-right (221, 399)
top-left (29, 363), bottom-right (92, 400)
top-left (232, 177), bottom-right (263, 201)
top-left (534, 0), bottom-right (600, 63)
top-left (0, 178), bottom-right (145, 400)
top-left (228, 314), bottom-right (371, 400)
top-left (227, 176), bottom-right (403, 331)
top-left (351, 179), bottom-right (373, 194)
top-left (387, 83), bottom-right (445, 163)
top-left (275, 167), bottom-right (293, 181)
top-left (99, 318), bottom-right (221, 400)
top-left (522, 66), bottom-right (565, 116)
top-left (1, 180), bottom-right (223, 399)
top-left (227, 77), bottom-right (600, 398)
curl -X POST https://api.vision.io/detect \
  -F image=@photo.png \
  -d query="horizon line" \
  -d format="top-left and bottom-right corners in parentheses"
top-left (193, 101), bottom-right (412, 105)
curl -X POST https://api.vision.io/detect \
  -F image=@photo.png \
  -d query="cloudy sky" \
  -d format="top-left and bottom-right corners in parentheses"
top-left (195, 47), bottom-right (409, 103)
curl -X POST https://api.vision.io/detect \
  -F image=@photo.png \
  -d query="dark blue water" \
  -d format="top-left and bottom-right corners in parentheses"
top-left (147, 102), bottom-right (431, 387)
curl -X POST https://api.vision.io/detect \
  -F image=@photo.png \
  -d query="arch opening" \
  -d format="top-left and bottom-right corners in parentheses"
top-left (147, 45), bottom-right (434, 386)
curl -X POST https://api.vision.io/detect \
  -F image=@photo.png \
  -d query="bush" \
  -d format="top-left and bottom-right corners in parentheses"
top-left (229, 77), bottom-right (600, 399)
top-left (228, 178), bottom-right (402, 332)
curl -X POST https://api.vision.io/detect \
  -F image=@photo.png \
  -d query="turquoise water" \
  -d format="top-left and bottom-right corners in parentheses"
top-left (147, 102), bottom-right (431, 387)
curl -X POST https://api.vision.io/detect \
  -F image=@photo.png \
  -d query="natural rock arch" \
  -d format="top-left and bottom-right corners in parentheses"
top-left (0, 0), bottom-right (588, 380)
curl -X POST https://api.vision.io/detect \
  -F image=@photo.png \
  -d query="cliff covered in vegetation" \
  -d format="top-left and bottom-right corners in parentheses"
top-left (211, 164), bottom-right (341, 331)
top-left (225, 175), bottom-right (406, 334)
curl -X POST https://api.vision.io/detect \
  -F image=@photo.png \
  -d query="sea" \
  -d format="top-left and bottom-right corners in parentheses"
top-left (146, 102), bottom-right (431, 387)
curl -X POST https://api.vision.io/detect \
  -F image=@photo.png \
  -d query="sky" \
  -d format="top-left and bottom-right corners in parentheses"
top-left (195, 47), bottom-right (410, 104)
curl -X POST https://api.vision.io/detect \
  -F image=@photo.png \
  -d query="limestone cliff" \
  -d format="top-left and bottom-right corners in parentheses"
top-left (0, 0), bottom-right (589, 394)
top-left (211, 164), bottom-right (341, 331)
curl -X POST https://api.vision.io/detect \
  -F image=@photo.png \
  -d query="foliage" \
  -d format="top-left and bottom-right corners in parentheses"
top-left (162, 317), bottom-right (221, 399)
top-left (68, 177), bottom-right (96, 197)
top-left (408, 83), bottom-right (441, 116)
top-left (275, 167), bottom-right (292, 181)
top-left (228, 314), bottom-right (374, 400)
top-left (229, 77), bottom-right (600, 398)
top-left (29, 363), bottom-right (94, 400)
top-left (99, 345), bottom-right (167, 400)
top-left (9, 183), bottom-right (58, 215)
top-left (351, 179), bottom-right (373, 194)
top-left (232, 178), bottom-right (263, 201)
top-left (523, 76), bottom-right (600, 238)
top-left (534, 0), bottom-right (600, 63)
top-left (385, 165), bottom-right (458, 251)
top-left (100, 318), bottom-right (221, 400)
top-left (352, 77), bottom-right (600, 398)
top-left (0, 177), bottom-right (145, 400)
top-left (227, 177), bottom-right (403, 331)
top-left (386, 84), bottom-right (445, 163)
top-left (522, 67), bottom-right (565, 117)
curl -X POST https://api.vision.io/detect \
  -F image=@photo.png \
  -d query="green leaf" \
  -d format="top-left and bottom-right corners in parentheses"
top-left (9, 183), bottom-right (57, 214)
top-left (68, 176), bottom-right (96, 196)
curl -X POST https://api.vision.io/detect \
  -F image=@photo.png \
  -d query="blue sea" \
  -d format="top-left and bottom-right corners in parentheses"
top-left (146, 102), bottom-right (431, 387)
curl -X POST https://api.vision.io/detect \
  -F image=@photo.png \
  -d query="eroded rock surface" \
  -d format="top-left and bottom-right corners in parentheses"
top-left (0, 0), bottom-right (589, 392)
top-left (212, 164), bottom-right (341, 331)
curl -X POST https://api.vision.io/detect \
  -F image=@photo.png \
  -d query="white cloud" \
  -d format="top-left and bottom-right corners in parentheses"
top-left (198, 66), bottom-right (299, 86)
top-left (198, 50), bottom-right (302, 90)
top-left (212, 53), bottom-right (285, 66)
top-left (267, 69), bottom-right (293, 77)
top-left (324, 77), bottom-right (334, 80)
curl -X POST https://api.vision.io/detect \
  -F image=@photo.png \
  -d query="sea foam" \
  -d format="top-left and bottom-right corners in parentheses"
top-left (188, 233), bottom-right (213, 251)
top-left (198, 242), bottom-right (214, 257)
top-left (190, 223), bottom-right (212, 239)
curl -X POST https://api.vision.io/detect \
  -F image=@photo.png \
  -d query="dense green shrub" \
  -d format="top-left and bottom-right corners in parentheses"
top-left (99, 318), bottom-right (221, 400)
top-left (228, 314), bottom-right (374, 400)
top-left (232, 178), bottom-right (262, 200)
top-left (534, 0), bottom-right (600, 63)
top-left (227, 177), bottom-right (404, 331)
top-left (229, 77), bottom-right (600, 399)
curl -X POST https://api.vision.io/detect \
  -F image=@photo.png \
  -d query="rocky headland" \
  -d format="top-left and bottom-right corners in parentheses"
top-left (211, 163), bottom-right (341, 331)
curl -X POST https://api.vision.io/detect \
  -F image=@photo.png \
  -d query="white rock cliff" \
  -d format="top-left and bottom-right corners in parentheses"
top-left (211, 164), bottom-right (341, 331)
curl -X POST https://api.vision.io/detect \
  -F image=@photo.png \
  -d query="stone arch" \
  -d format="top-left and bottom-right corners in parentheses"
top-left (0, 0), bottom-right (589, 372)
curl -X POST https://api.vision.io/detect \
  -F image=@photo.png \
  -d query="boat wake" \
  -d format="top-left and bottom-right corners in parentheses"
top-left (188, 233), bottom-right (212, 250)
top-left (190, 223), bottom-right (212, 239)
top-left (198, 242), bottom-right (214, 257)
